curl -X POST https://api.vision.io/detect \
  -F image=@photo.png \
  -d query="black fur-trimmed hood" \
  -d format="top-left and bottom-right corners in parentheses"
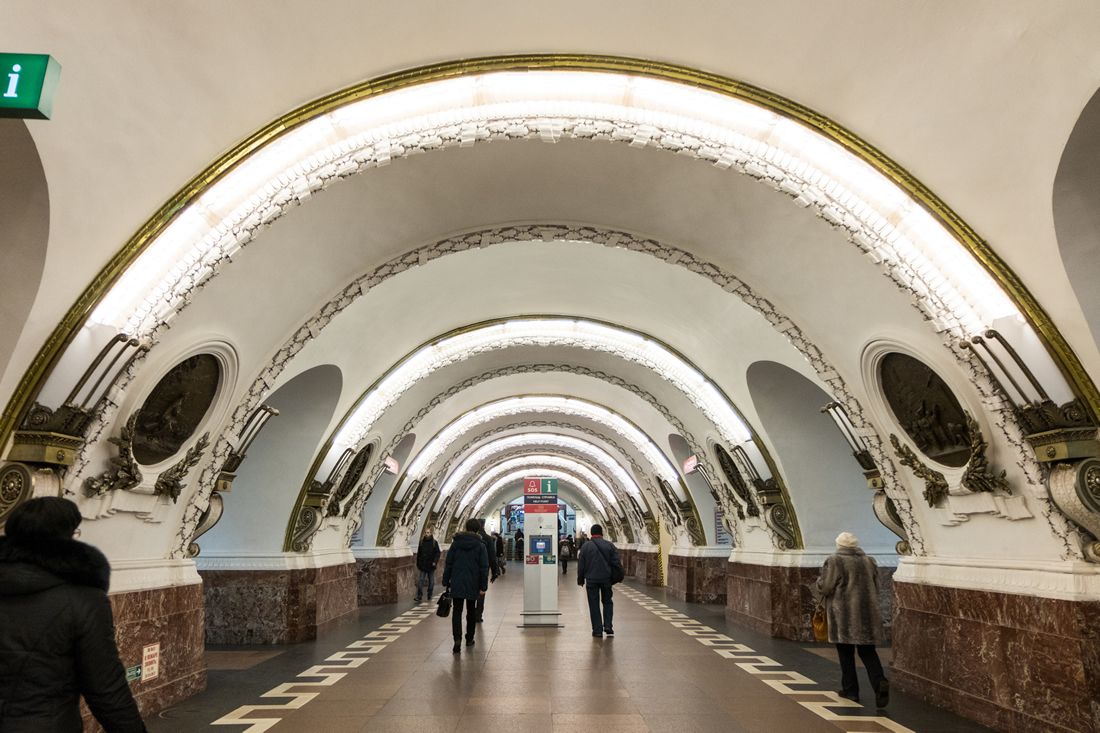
top-left (0, 535), bottom-right (111, 594)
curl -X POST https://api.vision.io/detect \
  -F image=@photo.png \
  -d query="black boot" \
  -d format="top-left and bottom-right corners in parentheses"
top-left (452, 640), bottom-right (460, 654)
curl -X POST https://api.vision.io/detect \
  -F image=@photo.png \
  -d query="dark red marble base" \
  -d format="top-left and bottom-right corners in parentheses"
top-left (626, 549), bottom-right (662, 586)
top-left (356, 554), bottom-right (416, 605)
top-left (83, 583), bottom-right (206, 731)
top-left (893, 581), bottom-right (1100, 733)
top-left (201, 562), bottom-right (357, 645)
top-left (667, 554), bottom-right (727, 604)
top-left (725, 561), bottom-right (894, 642)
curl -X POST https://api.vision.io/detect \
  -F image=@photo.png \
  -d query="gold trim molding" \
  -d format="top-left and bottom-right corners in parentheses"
top-left (4, 53), bottom-right (1098, 458)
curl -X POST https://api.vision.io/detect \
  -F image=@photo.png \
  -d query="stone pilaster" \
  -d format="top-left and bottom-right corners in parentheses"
top-left (83, 582), bottom-right (206, 731)
top-left (201, 562), bottom-right (357, 644)
top-left (355, 553), bottom-right (416, 605)
top-left (667, 551), bottom-right (728, 603)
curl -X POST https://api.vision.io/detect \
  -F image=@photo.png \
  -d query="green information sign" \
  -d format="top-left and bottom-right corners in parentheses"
top-left (125, 665), bottom-right (142, 683)
top-left (0, 53), bottom-right (61, 119)
top-left (540, 478), bottom-right (558, 494)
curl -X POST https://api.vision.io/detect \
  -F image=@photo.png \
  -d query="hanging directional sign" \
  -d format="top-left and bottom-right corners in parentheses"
top-left (0, 53), bottom-right (61, 119)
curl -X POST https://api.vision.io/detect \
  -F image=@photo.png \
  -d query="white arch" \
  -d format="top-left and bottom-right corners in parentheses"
top-left (439, 432), bottom-right (643, 501)
top-left (403, 395), bottom-right (681, 490)
top-left (459, 455), bottom-right (618, 509)
top-left (469, 468), bottom-right (602, 517)
top-left (90, 68), bottom-right (1017, 341)
top-left (328, 318), bottom-right (753, 451)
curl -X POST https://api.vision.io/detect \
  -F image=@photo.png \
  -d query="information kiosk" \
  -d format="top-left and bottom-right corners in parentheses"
top-left (520, 477), bottom-right (562, 627)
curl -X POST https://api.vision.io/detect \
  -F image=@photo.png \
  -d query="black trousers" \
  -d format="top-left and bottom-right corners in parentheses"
top-left (561, 558), bottom-right (569, 574)
top-left (836, 643), bottom-right (886, 696)
top-left (452, 597), bottom-right (478, 641)
top-left (474, 592), bottom-right (485, 622)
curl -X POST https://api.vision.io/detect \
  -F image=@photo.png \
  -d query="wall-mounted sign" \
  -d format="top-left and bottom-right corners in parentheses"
top-left (125, 665), bottom-right (142, 683)
top-left (141, 643), bottom-right (161, 682)
top-left (0, 53), bottom-right (61, 119)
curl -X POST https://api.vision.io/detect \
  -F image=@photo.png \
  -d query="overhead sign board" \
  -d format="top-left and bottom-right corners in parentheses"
top-left (0, 53), bottom-right (61, 119)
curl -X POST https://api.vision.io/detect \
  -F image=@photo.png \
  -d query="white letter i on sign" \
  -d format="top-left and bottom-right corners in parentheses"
top-left (4, 64), bottom-right (21, 98)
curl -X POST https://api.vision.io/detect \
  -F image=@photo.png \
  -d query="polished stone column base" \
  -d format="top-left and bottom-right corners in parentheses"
top-left (725, 560), bottom-right (894, 641)
top-left (892, 580), bottom-right (1100, 733)
top-left (668, 553), bottom-right (727, 603)
top-left (626, 549), bottom-right (662, 586)
top-left (201, 562), bottom-right (357, 644)
top-left (83, 582), bottom-right (206, 731)
top-left (356, 554), bottom-right (416, 605)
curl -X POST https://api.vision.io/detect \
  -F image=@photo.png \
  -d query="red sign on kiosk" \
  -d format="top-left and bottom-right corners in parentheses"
top-left (523, 478), bottom-right (541, 494)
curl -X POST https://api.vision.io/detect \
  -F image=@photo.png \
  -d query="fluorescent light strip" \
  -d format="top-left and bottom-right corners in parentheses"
top-left (332, 317), bottom-right (752, 450)
top-left (459, 455), bottom-right (617, 509)
top-left (438, 432), bottom-right (642, 500)
top-left (89, 70), bottom-right (1016, 343)
top-left (404, 395), bottom-right (680, 488)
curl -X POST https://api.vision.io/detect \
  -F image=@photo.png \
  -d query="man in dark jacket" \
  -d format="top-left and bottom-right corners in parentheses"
top-left (414, 528), bottom-right (441, 603)
top-left (576, 524), bottom-right (621, 638)
top-left (473, 519), bottom-right (499, 623)
top-left (0, 497), bottom-right (147, 732)
top-left (442, 519), bottom-right (489, 653)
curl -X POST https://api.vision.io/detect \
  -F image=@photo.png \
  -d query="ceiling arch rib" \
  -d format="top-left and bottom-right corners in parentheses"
top-left (403, 395), bottom-right (680, 492)
top-left (330, 317), bottom-right (753, 453)
top-left (439, 433), bottom-right (643, 505)
top-left (459, 455), bottom-right (619, 511)
top-left (405, 421), bottom-right (657, 530)
top-left (87, 66), bottom-right (1021, 345)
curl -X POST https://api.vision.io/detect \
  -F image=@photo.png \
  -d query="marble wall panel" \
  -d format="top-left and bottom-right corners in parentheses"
top-left (83, 583), bottom-right (206, 731)
top-left (893, 581), bottom-right (1100, 733)
top-left (725, 561), bottom-right (894, 642)
top-left (201, 563), bottom-right (357, 645)
top-left (667, 554), bottom-right (727, 604)
top-left (356, 554), bottom-right (416, 605)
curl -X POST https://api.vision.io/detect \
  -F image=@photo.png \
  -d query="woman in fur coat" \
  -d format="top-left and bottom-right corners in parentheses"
top-left (0, 497), bottom-right (147, 732)
top-left (814, 531), bottom-right (889, 708)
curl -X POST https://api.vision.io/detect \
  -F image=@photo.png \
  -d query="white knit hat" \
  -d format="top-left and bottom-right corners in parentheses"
top-left (835, 531), bottom-right (860, 548)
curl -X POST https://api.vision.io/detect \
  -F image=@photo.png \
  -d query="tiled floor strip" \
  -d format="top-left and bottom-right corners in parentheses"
top-left (617, 587), bottom-right (915, 733)
top-left (210, 606), bottom-right (436, 731)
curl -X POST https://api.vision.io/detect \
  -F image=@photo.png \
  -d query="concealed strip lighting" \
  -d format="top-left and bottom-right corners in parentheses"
top-left (459, 455), bottom-right (618, 509)
top-left (467, 468), bottom-right (602, 516)
top-left (438, 432), bottom-right (642, 500)
top-left (331, 317), bottom-right (752, 450)
top-left (403, 395), bottom-right (681, 489)
top-left (89, 70), bottom-right (1016, 341)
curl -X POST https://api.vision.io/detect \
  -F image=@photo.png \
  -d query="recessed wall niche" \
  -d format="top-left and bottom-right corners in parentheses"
top-left (132, 353), bottom-right (221, 465)
top-left (879, 352), bottom-right (971, 467)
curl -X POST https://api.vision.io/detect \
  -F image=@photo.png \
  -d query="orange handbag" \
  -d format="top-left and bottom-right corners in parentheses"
top-left (812, 604), bottom-right (828, 642)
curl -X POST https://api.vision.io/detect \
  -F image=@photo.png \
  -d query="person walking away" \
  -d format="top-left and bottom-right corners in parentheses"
top-left (493, 532), bottom-right (505, 574)
top-left (576, 524), bottom-right (621, 638)
top-left (576, 530), bottom-right (589, 552)
top-left (0, 497), bottom-right (148, 732)
top-left (414, 528), bottom-right (441, 603)
top-left (514, 527), bottom-right (524, 560)
top-left (474, 519), bottom-right (499, 622)
top-left (559, 535), bottom-right (576, 575)
top-left (442, 519), bottom-right (489, 653)
top-left (814, 531), bottom-right (889, 707)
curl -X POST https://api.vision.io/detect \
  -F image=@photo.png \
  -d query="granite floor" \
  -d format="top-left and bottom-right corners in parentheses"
top-left (150, 562), bottom-right (992, 732)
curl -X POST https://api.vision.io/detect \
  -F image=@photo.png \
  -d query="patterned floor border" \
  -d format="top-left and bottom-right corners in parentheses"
top-left (617, 587), bottom-right (916, 733)
top-left (210, 604), bottom-right (437, 731)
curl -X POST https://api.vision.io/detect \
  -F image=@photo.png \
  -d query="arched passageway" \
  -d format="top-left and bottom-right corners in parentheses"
top-left (3, 17), bottom-right (1100, 731)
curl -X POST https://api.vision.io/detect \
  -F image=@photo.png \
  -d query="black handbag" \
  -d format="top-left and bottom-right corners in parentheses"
top-left (436, 591), bottom-right (451, 618)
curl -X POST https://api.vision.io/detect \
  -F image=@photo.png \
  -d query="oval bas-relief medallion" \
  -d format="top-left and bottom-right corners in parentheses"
top-left (131, 353), bottom-right (221, 465)
top-left (879, 352), bottom-right (971, 468)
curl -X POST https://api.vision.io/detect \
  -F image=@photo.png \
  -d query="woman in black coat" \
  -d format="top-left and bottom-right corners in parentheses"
top-left (0, 497), bottom-right (147, 732)
top-left (442, 518), bottom-right (488, 654)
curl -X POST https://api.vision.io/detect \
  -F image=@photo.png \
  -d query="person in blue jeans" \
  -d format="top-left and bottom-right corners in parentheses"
top-left (576, 524), bottom-right (621, 637)
top-left (414, 528), bottom-right (440, 602)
